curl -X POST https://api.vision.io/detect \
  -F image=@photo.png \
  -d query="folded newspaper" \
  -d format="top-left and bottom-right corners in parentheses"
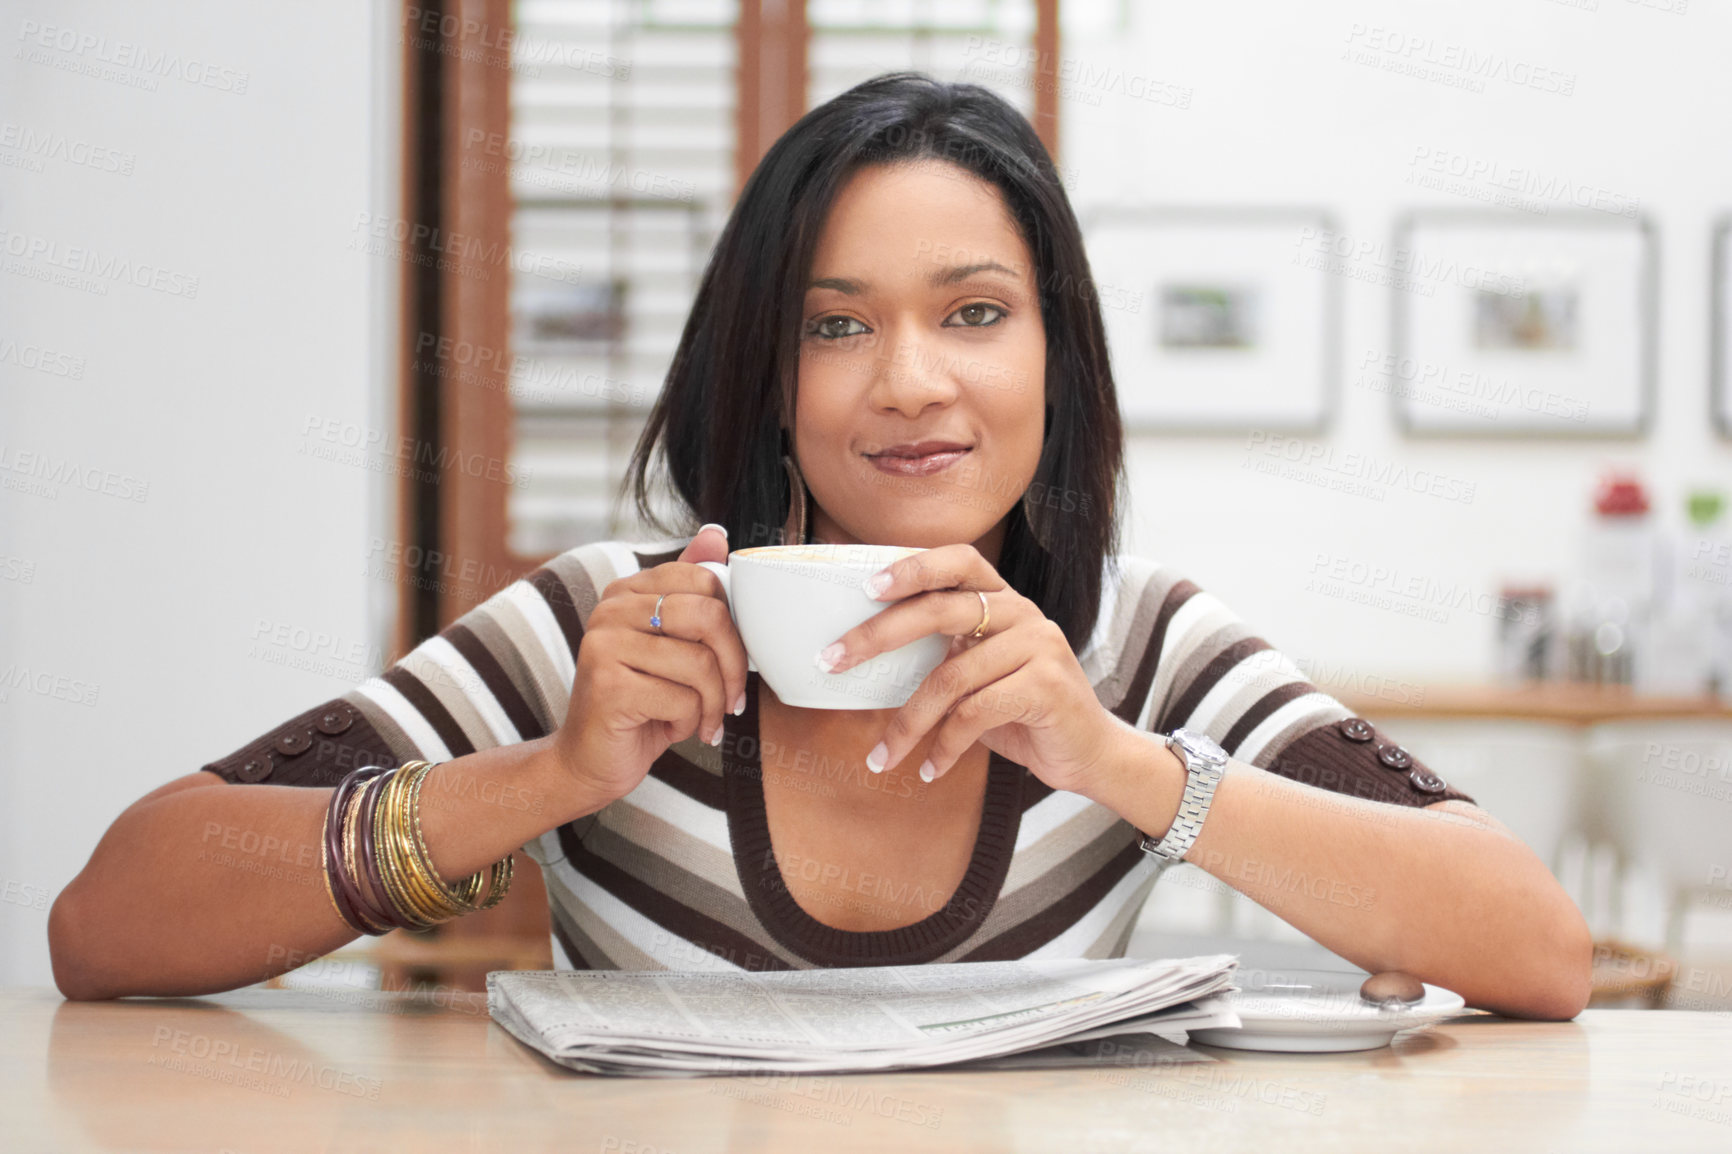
top-left (487, 954), bottom-right (1240, 1076)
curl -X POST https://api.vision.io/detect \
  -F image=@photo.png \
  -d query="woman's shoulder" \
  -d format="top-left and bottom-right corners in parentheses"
top-left (1096, 551), bottom-right (1241, 616)
top-left (1079, 552), bottom-right (1261, 681)
top-left (1088, 551), bottom-right (1188, 625)
top-left (486, 535), bottom-right (696, 624)
top-left (1094, 550), bottom-right (1279, 640)
top-left (1076, 553), bottom-right (1172, 677)
top-left (534, 534), bottom-right (696, 584)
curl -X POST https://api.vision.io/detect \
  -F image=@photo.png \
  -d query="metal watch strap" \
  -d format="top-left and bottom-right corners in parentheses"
top-left (1138, 728), bottom-right (1228, 862)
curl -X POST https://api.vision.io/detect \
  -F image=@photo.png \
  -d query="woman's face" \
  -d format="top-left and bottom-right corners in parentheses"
top-left (792, 160), bottom-right (1047, 559)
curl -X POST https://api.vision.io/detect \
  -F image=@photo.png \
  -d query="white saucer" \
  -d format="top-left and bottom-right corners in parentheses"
top-left (1187, 968), bottom-right (1467, 1053)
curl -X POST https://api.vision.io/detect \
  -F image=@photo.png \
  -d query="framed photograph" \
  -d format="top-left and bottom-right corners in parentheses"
top-left (512, 278), bottom-right (627, 353)
top-left (1082, 208), bottom-right (1339, 433)
top-left (1713, 217), bottom-right (1732, 437)
top-left (1390, 211), bottom-right (1654, 437)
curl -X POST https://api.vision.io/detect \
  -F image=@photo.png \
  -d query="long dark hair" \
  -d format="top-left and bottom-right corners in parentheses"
top-left (625, 72), bottom-right (1124, 651)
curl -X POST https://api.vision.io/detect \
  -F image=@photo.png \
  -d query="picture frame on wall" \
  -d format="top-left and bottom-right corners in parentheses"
top-left (1712, 216), bottom-right (1732, 437)
top-left (1390, 210), bottom-right (1655, 438)
top-left (512, 278), bottom-right (627, 354)
top-left (1082, 208), bottom-right (1339, 434)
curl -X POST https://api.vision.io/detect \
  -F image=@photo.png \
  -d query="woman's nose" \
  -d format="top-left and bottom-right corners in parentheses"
top-left (866, 332), bottom-right (961, 417)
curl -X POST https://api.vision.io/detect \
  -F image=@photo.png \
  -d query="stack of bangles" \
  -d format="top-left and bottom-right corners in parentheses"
top-left (320, 760), bottom-right (514, 935)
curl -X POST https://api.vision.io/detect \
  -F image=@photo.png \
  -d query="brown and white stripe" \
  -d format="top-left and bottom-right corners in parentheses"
top-left (205, 537), bottom-right (1474, 971)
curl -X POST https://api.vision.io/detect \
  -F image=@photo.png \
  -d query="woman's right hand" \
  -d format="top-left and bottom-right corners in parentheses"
top-left (549, 523), bottom-right (748, 806)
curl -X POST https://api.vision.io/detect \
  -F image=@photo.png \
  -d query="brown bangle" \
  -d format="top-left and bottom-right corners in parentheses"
top-left (325, 768), bottom-right (372, 933)
top-left (324, 766), bottom-right (393, 935)
top-left (352, 767), bottom-right (398, 929)
top-left (348, 769), bottom-right (399, 933)
top-left (322, 774), bottom-right (372, 935)
top-left (318, 806), bottom-right (353, 931)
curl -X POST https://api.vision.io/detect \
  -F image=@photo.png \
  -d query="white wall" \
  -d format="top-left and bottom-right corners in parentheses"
top-left (3, 0), bottom-right (1729, 988)
top-left (1062, 0), bottom-right (1732, 691)
top-left (0, 1), bottom-right (398, 984)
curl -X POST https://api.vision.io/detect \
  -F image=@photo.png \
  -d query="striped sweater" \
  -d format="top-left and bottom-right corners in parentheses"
top-left (205, 537), bottom-right (1473, 970)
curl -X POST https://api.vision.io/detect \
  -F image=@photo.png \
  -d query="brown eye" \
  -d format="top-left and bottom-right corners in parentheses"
top-left (945, 303), bottom-right (1005, 328)
top-left (810, 316), bottom-right (869, 340)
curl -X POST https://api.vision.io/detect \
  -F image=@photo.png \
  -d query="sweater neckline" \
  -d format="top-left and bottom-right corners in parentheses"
top-left (724, 673), bottom-right (1025, 967)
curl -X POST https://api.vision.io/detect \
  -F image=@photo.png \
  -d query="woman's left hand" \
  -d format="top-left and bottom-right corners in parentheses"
top-left (815, 544), bottom-right (1128, 794)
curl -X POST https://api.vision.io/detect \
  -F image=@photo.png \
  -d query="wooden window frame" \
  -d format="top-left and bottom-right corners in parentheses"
top-left (387, 0), bottom-right (546, 983)
top-left (385, 0), bottom-right (1060, 982)
top-left (400, 1), bottom-right (1062, 651)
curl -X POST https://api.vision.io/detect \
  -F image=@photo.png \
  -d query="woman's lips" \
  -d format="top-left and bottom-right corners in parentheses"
top-left (865, 447), bottom-right (971, 476)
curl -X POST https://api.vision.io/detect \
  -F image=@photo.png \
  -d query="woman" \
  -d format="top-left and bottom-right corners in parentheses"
top-left (48, 74), bottom-right (1591, 1018)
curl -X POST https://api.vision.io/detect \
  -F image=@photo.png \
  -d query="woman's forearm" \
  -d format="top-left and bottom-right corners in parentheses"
top-left (1082, 723), bottom-right (1594, 1021)
top-left (48, 736), bottom-right (601, 1000)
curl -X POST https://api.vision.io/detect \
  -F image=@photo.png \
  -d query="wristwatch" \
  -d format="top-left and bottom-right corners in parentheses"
top-left (1137, 727), bottom-right (1230, 862)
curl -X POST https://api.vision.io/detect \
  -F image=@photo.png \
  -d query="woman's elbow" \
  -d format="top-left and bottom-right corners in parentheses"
top-left (1548, 911), bottom-right (1596, 1020)
top-left (48, 883), bottom-right (113, 1002)
top-left (1504, 903), bottom-right (1595, 1021)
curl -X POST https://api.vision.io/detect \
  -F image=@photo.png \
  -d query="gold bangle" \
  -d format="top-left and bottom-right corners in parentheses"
top-left (364, 759), bottom-right (520, 928)
top-left (400, 763), bottom-right (471, 914)
top-left (388, 762), bottom-right (469, 923)
top-left (377, 764), bottom-right (449, 927)
top-left (404, 760), bottom-right (505, 913)
top-left (404, 763), bottom-right (484, 909)
top-left (477, 854), bottom-right (515, 910)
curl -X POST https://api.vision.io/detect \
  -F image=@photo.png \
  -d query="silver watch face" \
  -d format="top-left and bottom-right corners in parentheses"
top-left (1169, 727), bottom-right (1228, 768)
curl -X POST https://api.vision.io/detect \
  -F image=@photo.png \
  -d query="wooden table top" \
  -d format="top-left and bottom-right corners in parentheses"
top-left (1339, 682), bottom-right (1732, 724)
top-left (4, 987), bottom-right (1731, 1153)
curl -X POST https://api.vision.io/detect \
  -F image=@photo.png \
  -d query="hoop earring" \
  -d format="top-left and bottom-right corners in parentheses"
top-left (781, 453), bottom-right (809, 545)
top-left (1020, 486), bottom-right (1053, 552)
top-left (1021, 404), bottom-right (1060, 551)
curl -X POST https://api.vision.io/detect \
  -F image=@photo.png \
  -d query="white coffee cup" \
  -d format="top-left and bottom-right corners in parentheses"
top-left (697, 543), bottom-right (949, 710)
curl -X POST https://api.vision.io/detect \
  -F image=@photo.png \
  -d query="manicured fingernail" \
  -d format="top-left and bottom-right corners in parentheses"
top-left (732, 692), bottom-right (746, 716)
top-left (918, 759), bottom-right (936, 783)
top-left (862, 570), bottom-right (892, 599)
top-left (866, 742), bottom-right (888, 773)
top-left (699, 522), bottom-right (728, 537)
top-left (708, 724), bottom-right (725, 746)
top-left (815, 642), bottom-right (844, 673)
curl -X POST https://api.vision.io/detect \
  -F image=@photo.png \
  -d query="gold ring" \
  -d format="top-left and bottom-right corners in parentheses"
top-left (967, 591), bottom-right (990, 640)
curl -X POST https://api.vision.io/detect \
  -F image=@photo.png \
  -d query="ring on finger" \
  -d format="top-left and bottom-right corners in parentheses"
top-left (967, 590), bottom-right (990, 640)
top-left (650, 593), bottom-right (668, 634)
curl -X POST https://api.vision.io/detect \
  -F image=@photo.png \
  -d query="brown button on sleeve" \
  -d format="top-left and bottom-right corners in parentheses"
top-left (1337, 717), bottom-right (1375, 743)
top-left (316, 704), bottom-right (357, 735)
top-left (233, 753), bottom-right (275, 784)
top-left (1376, 743), bottom-right (1413, 770)
top-left (273, 727), bottom-right (315, 757)
top-left (202, 697), bottom-right (404, 788)
top-left (1262, 717), bottom-right (1475, 809)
